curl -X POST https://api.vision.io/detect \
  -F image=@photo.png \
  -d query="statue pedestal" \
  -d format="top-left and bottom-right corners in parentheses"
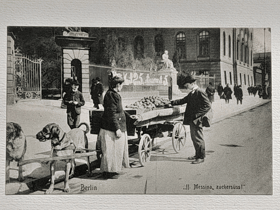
top-left (158, 68), bottom-right (181, 95)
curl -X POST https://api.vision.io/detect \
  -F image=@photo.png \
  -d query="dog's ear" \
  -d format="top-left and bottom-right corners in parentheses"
top-left (50, 124), bottom-right (60, 138)
top-left (6, 122), bottom-right (15, 140)
top-left (12, 123), bottom-right (22, 137)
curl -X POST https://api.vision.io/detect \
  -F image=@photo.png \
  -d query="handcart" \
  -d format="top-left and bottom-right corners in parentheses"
top-left (89, 105), bottom-right (188, 167)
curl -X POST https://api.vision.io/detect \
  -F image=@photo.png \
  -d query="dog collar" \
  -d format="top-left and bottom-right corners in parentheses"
top-left (52, 133), bottom-right (66, 147)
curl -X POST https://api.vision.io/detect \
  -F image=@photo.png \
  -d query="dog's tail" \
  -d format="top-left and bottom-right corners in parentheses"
top-left (78, 122), bottom-right (89, 134)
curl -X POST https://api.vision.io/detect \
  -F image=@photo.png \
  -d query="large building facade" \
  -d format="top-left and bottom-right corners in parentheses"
top-left (88, 28), bottom-right (254, 93)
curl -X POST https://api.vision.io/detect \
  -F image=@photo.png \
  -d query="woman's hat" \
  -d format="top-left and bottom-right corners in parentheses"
top-left (96, 77), bottom-right (101, 81)
top-left (111, 76), bottom-right (124, 84)
top-left (184, 75), bottom-right (196, 84)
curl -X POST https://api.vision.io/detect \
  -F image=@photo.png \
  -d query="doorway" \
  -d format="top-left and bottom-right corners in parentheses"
top-left (71, 59), bottom-right (82, 92)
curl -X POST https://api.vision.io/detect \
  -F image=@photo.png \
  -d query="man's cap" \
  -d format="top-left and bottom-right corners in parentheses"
top-left (96, 77), bottom-right (101, 81)
top-left (184, 75), bottom-right (197, 84)
top-left (65, 78), bottom-right (73, 83)
top-left (72, 80), bottom-right (80, 86)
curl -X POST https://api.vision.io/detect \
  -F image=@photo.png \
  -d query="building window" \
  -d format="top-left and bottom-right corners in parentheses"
top-left (223, 32), bottom-right (226, 56)
top-left (118, 37), bottom-right (125, 52)
top-left (251, 76), bottom-right (253, 86)
top-left (176, 32), bottom-right (186, 59)
top-left (97, 39), bottom-right (106, 64)
top-left (237, 40), bottom-right (239, 60)
top-left (240, 73), bottom-right (242, 85)
top-left (229, 72), bottom-right (232, 85)
top-left (248, 75), bottom-right (250, 86)
top-left (229, 35), bottom-right (231, 58)
top-left (134, 36), bottom-right (144, 60)
top-left (241, 43), bottom-right (244, 62)
top-left (155, 34), bottom-right (164, 57)
top-left (199, 31), bottom-right (209, 56)
top-left (224, 71), bottom-right (227, 85)
top-left (250, 50), bottom-right (253, 66)
top-left (244, 46), bottom-right (247, 63)
top-left (244, 74), bottom-right (246, 85)
top-left (251, 33), bottom-right (253, 40)
top-left (247, 46), bottom-right (249, 64)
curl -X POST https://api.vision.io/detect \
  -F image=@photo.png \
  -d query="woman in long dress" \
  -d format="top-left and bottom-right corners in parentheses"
top-left (99, 73), bottom-right (130, 178)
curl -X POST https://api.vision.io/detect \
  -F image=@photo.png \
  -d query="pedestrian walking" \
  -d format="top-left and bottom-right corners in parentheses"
top-left (90, 78), bottom-right (97, 107)
top-left (217, 83), bottom-right (224, 99)
top-left (61, 78), bottom-right (73, 109)
top-left (223, 84), bottom-right (233, 104)
top-left (63, 80), bottom-right (85, 129)
top-left (258, 85), bottom-right (263, 98)
top-left (171, 75), bottom-right (211, 164)
top-left (247, 86), bottom-right (252, 95)
top-left (91, 77), bottom-right (104, 109)
top-left (99, 72), bottom-right (130, 178)
top-left (252, 86), bottom-right (258, 97)
top-left (206, 82), bottom-right (215, 103)
top-left (233, 84), bottom-right (238, 99)
top-left (236, 85), bottom-right (243, 104)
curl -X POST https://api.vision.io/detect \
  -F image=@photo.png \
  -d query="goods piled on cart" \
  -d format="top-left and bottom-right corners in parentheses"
top-left (89, 96), bottom-right (188, 166)
top-left (124, 96), bottom-right (186, 126)
top-left (125, 96), bottom-right (171, 111)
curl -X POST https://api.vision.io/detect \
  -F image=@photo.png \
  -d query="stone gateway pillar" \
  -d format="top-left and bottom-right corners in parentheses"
top-left (55, 31), bottom-right (96, 101)
top-left (7, 33), bottom-right (16, 105)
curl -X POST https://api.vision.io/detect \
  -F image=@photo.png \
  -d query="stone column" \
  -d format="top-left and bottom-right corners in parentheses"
top-left (7, 34), bottom-right (15, 105)
top-left (55, 33), bottom-right (96, 102)
top-left (170, 69), bottom-right (181, 94)
top-left (62, 49), bottom-right (91, 101)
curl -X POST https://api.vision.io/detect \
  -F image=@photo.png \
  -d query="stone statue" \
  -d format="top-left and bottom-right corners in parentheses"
top-left (162, 50), bottom-right (174, 69)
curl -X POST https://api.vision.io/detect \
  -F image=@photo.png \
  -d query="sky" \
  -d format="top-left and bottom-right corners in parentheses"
top-left (253, 28), bottom-right (271, 53)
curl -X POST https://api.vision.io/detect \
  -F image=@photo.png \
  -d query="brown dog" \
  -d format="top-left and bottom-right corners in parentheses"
top-left (6, 122), bottom-right (27, 182)
top-left (36, 122), bottom-right (91, 194)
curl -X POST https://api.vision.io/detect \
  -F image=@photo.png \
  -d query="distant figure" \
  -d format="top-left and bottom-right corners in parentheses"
top-left (252, 86), bottom-right (258, 97)
top-left (247, 86), bottom-right (252, 95)
top-left (61, 78), bottom-right (73, 109)
top-left (258, 85), bottom-right (263, 98)
top-left (91, 77), bottom-right (104, 109)
top-left (206, 82), bottom-right (215, 103)
top-left (236, 85), bottom-right (243, 104)
top-left (162, 50), bottom-right (174, 69)
top-left (233, 84), bottom-right (238, 99)
top-left (223, 84), bottom-right (233, 104)
top-left (90, 78), bottom-right (97, 107)
top-left (217, 83), bottom-right (224, 99)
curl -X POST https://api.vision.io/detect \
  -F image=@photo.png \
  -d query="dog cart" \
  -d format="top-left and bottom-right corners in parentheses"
top-left (89, 105), bottom-right (188, 167)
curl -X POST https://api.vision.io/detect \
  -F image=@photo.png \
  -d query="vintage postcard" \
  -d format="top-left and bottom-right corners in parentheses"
top-left (6, 26), bottom-right (272, 195)
top-left (1, 1), bottom-right (279, 210)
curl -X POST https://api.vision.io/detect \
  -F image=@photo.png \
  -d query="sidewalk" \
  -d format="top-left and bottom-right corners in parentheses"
top-left (6, 93), bottom-right (271, 194)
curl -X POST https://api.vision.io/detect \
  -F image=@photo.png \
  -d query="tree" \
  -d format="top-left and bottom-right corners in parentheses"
top-left (8, 27), bottom-right (64, 89)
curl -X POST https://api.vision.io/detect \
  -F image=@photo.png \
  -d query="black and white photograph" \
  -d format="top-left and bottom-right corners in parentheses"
top-left (1, 0), bottom-right (280, 209)
top-left (5, 26), bottom-right (272, 195)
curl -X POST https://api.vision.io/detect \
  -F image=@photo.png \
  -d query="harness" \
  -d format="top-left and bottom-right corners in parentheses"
top-left (52, 133), bottom-right (76, 151)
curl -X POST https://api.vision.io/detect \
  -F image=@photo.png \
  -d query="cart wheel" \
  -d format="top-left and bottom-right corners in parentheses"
top-left (138, 134), bottom-right (152, 166)
top-left (172, 122), bottom-right (187, 153)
